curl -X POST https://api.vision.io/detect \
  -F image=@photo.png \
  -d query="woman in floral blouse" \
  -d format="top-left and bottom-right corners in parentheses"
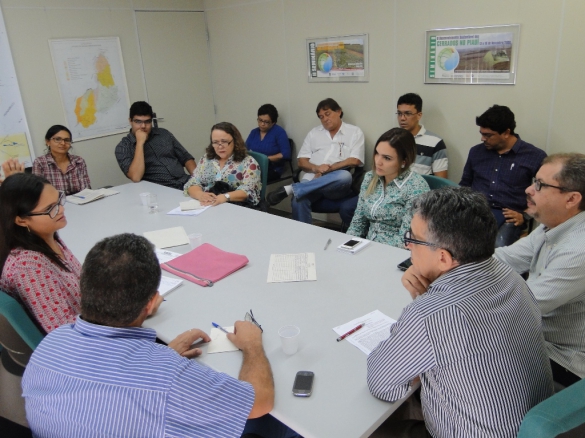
top-left (184, 122), bottom-right (261, 207)
top-left (347, 128), bottom-right (430, 248)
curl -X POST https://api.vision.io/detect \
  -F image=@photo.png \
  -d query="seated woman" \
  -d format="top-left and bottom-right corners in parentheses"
top-left (346, 128), bottom-right (430, 248)
top-left (245, 104), bottom-right (290, 181)
top-left (32, 125), bottom-right (91, 195)
top-left (0, 173), bottom-right (81, 333)
top-left (185, 122), bottom-right (262, 208)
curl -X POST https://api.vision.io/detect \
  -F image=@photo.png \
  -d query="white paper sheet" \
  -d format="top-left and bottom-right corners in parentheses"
top-left (154, 249), bottom-right (181, 264)
top-left (333, 310), bottom-right (397, 355)
top-left (167, 206), bottom-right (210, 216)
top-left (267, 253), bottom-right (317, 283)
top-left (144, 226), bottom-right (189, 249)
top-left (207, 326), bottom-right (238, 354)
top-left (158, 276), bottom-right (183, 296)
top-left (179, 199), bottom-right (206, 210)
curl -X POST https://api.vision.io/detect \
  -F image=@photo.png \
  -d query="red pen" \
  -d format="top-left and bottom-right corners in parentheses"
top-left (336, 323), bottom-right (365, 342)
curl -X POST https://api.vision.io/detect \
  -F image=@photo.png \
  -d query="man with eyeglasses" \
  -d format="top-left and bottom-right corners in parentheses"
top-left (460, 104), bottom-right (547, 247)
top-left (494, 153), bottom-right (585, 388)
top-left (115, 101), bottom-right (196, 189)
top-left (23, 233), bottom-right (299, 438)
top-left (368, 187), bottom-right (553, 438)
top-left (396, 93), bottom-right (448, 178)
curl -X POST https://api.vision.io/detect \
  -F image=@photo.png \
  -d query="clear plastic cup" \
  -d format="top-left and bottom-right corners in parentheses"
top-left (148, 194), bottom-right (159, 213)
top-left (188, 233), bottom-right (202, 250)
top-left (279, 325), bottom-right (300, 355)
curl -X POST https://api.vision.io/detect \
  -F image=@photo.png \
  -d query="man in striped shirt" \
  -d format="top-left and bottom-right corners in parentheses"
top-left (369, 187), bottom-right (553, 438)
top-left (22, 234), bottom-right (281, 438)
top-left (495, 153), bottom-right (585, 388)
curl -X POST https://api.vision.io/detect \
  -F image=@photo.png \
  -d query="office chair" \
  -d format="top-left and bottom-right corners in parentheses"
top-left (266, 138), bottom-right (296, 185)
top-left (421, 174), bottom-right (458, 190)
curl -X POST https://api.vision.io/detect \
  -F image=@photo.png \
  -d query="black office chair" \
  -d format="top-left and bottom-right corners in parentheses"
top-left (267, 138), bottom-right (296, 185)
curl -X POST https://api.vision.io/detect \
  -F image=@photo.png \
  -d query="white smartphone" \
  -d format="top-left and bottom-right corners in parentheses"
top-left (292, 371), bottom-right (314, 397)
top-left (340, 239), bottom-right (360, 250)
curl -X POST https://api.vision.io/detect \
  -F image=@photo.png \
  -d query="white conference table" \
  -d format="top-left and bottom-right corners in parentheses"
top-left (60, 181), bottom-right (415, 438)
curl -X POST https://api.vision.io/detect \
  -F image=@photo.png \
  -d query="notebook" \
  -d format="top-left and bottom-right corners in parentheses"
top-left (144, 227), bottom-right (189, 249)
top-left (65, 188), bottom-right (119, 205)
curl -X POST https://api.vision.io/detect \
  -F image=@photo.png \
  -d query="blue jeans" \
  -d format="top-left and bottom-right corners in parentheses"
top-left (491, 208), bottom-right (524, 248)
top-left (242, 414), bottom-right (301, 438)
top-left (291, 170), bottom-right (353, 224)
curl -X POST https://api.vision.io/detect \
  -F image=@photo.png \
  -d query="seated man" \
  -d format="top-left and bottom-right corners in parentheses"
top-left (267, 98), bottom-right (365, 224)
top-left (495, 153), bottom-right (585, 388)
top-left (396, 93), bottom-right (448, 178)
top-left (22, 233), bottom-right (280, 437)
top-left (115, 101), bottom-right (196, 189)
top-left (369, 187), bottom-right (553, 438)
top-left (460, 105), bottom-right (546, 247)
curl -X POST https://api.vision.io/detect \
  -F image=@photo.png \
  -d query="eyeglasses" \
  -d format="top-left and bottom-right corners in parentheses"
top-left (211, 140), bottom-right (233, 147)
top-left (403, 230), bottom-right (440, 248)
top-left (532, 178), bottom-right (575, 192)
top-left (480, 132), bottom-right (496, 139)
top-left (396, 111), bottom-right (419, 118)
top-left (132, 119), bottom-right (153, 126)
top-left (245, 309), bottom-right (263, 333)
top-left (257, 118), bottom-right (273, 125)
top-left (51, 137), bottom-right (72, 145)
top-left (28, 191), bottom-right (66, 219)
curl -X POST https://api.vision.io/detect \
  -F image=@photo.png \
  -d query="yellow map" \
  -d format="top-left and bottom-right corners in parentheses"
top-left (0, 132), bottom-right (32, 177)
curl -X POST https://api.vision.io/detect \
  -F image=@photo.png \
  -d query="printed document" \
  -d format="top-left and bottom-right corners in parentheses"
top-left (167, 206), bottom-right (209, 216)
top-left (333, 310), bottom-right (396, 355)
top-left (158, 276), bottom-right (183, 296)
top-left (267, 253), bottom-right (317, 283)
top-left (155, 249), bottom-right (181, 264)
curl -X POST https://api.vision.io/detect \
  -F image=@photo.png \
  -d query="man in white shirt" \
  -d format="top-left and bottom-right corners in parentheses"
top-left (494, 153), bottom-right (585, 387)
top-left (267, 98), bottom-right (365, 224)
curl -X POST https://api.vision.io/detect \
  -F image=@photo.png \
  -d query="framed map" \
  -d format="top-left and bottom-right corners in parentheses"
top-left (307, 34), bottom-right (369, 83)
top-left (425, 25), bottom-right (520, 85)
top-left (49, 37), bottom-right (131, 140)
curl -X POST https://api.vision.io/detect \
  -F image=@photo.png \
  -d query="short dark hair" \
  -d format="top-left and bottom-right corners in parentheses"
top-left (411, 187), bottom-right (497, 264)
top-left (80, 234), bottom-right (161, 327)
top-left (129, 101), bottom-right (154, 119)
top-left (397, 93), bottom-right (423, 113)
top-left (544, 153), bottom-right (585, 210)
top-left (258, 104), bottom-right (279, 123)
top-left (316, 98), bottom-right (343, 119)
top-left (476, 105), bottom-right (516, 135)
top-left (44, 125), bottom-right (72, 142)
top-left (0, 173), bottom-right (69, 273)
top-left (205, 122), bottom-right (247, 162)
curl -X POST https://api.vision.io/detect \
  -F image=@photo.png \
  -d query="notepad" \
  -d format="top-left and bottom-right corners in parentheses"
top-left (180, 199), bottom-right (205, 210)
top-left (207, 326), bottom-right (239, 354)
top-left (65, 188), bottom-right (119, 205)
top-left (144, 226), bottom-right (189, 249)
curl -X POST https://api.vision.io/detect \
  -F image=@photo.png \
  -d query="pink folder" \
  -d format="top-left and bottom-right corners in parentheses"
top-left (161, 243), bottom-right (249, 287)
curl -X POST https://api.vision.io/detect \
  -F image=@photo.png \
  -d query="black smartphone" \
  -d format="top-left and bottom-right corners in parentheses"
top-left (292, 371), bottom-right (314, 397)
top-left (340, 239), bottom-right (360, 249)
top-left (397, 257), bottom-right (413, 271)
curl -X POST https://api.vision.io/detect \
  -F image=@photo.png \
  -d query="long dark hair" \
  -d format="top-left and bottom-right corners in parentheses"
top-left (205, 122), bottom-right (248, 162)
top-left (0, 173), bottom-right (69, 272)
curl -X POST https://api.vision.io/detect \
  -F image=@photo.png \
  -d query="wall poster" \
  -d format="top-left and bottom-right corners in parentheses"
top-left (307, 34), bottom-right (369, 83)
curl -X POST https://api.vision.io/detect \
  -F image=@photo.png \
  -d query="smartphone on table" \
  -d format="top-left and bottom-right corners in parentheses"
top-left (340, 239), bottom-right (361, 250)
top-left (292, 371), bottom-right (314, 397)
top-left (397, 257), bottom-right (413, 271)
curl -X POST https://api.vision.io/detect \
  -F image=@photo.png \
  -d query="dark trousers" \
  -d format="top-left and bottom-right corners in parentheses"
top-left (551, 359), bottom-right (581, 387)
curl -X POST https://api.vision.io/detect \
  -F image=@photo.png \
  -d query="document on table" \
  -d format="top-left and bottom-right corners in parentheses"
top-left (207, 326), bottom-right (238, 354)
top-left (166, 206), bottom-right (210, 216)
top-left (267, 253), bottom-right (317, 283)
top-left (158, 276), bottom-right (183, 296)
top-left (144, 226), bottom-right (189, 249)
top-left (333, 310), bottom-right (397, 355)
top-left (155, 249), bottom-right (181, 264)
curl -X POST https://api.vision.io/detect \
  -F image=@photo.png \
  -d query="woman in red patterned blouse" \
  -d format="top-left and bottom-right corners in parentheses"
top-left (32, 125), bottom-right (91, 196)
top-left (0, 173), bottom-right (81, 333)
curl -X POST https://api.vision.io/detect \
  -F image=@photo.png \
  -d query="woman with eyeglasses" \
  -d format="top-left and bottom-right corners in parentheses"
top-left (184, 122), bottom-right (261, 208)
top-left (0, 173), bottom-right (81, 333)
top-left (245, 104), bottom-right (290, 182)
top-left (32, 125), bottom-right (91, 195)
top-left (346, 128), bottom-right (430, 248)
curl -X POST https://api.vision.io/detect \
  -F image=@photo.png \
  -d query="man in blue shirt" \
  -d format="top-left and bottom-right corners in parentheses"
top-left (460, 105), bottom-right (546, 247)
top-left (22, 233), bottom-right (286, 438)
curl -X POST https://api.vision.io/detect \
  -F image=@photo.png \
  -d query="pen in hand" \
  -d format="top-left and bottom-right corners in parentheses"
top-left (324, 238), bottom-right (332, 250)
top-left (212, 322), bottom-right (231, 334)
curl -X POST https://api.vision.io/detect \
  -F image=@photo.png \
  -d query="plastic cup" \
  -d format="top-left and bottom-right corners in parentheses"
top-left (139, 192), bottom-right (150, 207)
top-left (188, 233), bottom-right (202, 250)
top-left (279, 325), bottom-right (300, 355)
top-left (148, 194), bottom-right (159, 213)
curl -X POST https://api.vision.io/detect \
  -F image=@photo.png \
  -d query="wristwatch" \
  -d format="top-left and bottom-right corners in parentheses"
top-left (224, 193), bottom-right (231, 202)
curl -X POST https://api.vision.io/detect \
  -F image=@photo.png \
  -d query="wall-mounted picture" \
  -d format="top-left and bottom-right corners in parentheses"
top-left (425, 25), bottom-right (520, 85)
top-left (307, 34), bottom-right (369, 83)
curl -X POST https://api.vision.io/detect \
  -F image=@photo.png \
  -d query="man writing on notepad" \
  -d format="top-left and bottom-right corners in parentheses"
top-left (22, 233), bottom-right (297, 438)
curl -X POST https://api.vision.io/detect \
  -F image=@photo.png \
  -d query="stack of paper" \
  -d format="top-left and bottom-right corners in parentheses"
top-left (337, 237), bottom-right (371, 255)
top-left (158, 276), bottom-right (183, 296)
top-left (333, 310), bottom-right (396, 355)
top-left (180, 199), bottom-right (205, 210)
top-left (267, 253), bottom-right (317, 283)
top-left (66, 188), bottom-right (119, 205)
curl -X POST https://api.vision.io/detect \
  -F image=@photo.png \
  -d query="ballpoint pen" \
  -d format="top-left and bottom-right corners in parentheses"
top-left (212, 322), bottom-right (230, 334)
top-left (336, 323), bottom-right (365, 342)
top-left (72, 195), bottom-right (85, 199)
top-left (324, 238), bottom-right (332, 250)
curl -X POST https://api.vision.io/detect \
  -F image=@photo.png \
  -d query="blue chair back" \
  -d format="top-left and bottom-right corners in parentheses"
top-left (421, 174), bottom-right (458, 190)
top-left (247, 150), bottom-right (269, 200)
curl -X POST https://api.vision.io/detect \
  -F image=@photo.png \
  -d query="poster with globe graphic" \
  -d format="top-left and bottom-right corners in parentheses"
top-left (307, 34), bottom-right (368, 82)
top-left (425, 25), bottom-right (520, 85)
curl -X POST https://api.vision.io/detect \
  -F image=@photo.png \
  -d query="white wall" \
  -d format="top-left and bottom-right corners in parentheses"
top-left (204, 0), bottom-right (585, 182)
top-left (1, 0), bottom-right (204, 188)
